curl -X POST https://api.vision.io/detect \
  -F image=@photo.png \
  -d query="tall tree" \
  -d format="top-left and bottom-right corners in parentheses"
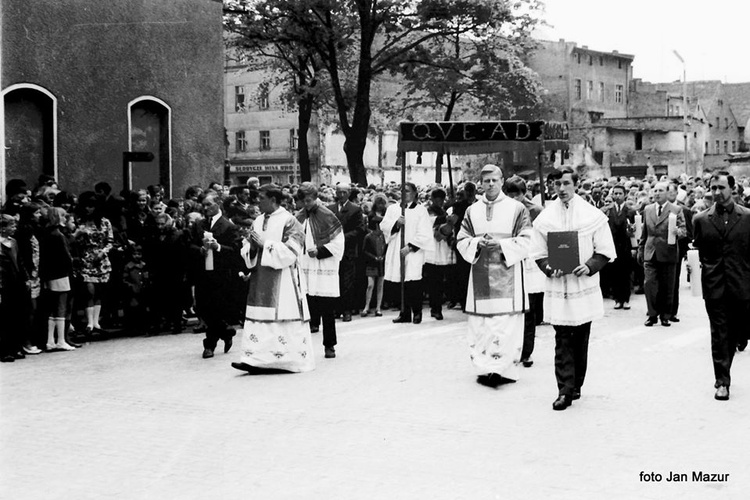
top-left (386, 0), bottom-right (544, 182)
top-left (225, 0), bottom-right (541, 186)
top-left (224, 1), bottom-right (327, 182)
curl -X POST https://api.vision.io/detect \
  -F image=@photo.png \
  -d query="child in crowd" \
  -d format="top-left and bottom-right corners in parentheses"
top-left (121, 244), bottom-right (150, 334)
top-left (361, 212), bottom-right (386, 317)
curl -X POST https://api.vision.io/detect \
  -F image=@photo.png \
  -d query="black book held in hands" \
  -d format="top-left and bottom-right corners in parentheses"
top-left (547, 231), bottom-right (579, 274)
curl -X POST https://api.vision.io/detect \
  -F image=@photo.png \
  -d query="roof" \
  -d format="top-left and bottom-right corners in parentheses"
top-left (635, 80), bottom-right (722, 113)
top-left (723, 83), bottom-right (750, 128)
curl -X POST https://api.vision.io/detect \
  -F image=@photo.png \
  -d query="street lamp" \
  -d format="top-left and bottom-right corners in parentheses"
top-left (673, 50), bottom-right (690, 176)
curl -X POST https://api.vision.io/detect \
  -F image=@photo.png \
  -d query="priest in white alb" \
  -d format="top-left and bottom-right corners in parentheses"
top-left (456, 164), bottom-right (533, 388)
top-left (231, 184), bottom-right (314, 374)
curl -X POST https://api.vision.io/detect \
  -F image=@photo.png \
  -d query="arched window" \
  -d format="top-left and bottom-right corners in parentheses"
top-left (128, 97), bottom-right (172, 197)
top-left (3, 84), bottom-right (58, 189)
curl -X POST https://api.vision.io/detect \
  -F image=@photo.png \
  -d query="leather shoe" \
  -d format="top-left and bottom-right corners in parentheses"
top-left (392, 314), bottom-right (411, 323)
top-left (231, 361), bottom-right (255, 373)
top-left (342, 313), bottom-right (352, 322)
top-left (660, 318), bottom-right (671, 327)
top-left (324, 347), bottom-right (336, 359)
top-left (614, 302), bottom-right (623, 309)
top-left (715, 386), bottom-right (729, 401)
top-left (476, 373), bottom-right (502, 388)
top-left (412, 313), bottom-right (422, 324)
top-left (669, 316), bottom-right (680, 323)
top-left (623, 302), bottom-right (631, 310)
top-left (521, 357), bottom-right (534, 368)
top-left (202, 348), bottom-right (214, 359)
top-left (572, 389), bottom-right (581, 400)
top-left (310, 325), bottom-right (319, 333)
top-left (431, 311), bottom-right (443, 320)
top-left (224, 337), bottom-right (233, 353)
top-left (738, 341), bottom-right (748, 352)
top-left (552, 394), bottom-right (572, 411)
top-left (644, 317), bottom-right (657, 327)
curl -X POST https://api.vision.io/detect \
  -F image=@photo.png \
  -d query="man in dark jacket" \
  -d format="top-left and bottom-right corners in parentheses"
top-left (327, 183), bottom-right (365, 322)
top-left (191, 194), bottom-right (241, 359)
top-left (692, 172), bottom-right (750, 401)
top-left (602, 184), bottom-right (637, 310)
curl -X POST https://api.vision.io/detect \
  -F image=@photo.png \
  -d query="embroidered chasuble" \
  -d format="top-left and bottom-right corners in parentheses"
top-left (240, 207), bottom-right (314, 372)
top-left (456, 194), bottom-right (532, 379)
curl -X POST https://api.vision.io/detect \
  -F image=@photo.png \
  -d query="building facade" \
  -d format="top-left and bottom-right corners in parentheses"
top-left (224, 61), bottom-right (321, 186)
top-left (1, 0), bottom-right (225, 201)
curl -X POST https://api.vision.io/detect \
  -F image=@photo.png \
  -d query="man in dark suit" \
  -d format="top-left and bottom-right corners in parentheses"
top-left (693, 172), bottom-right (750, 401)
top-left (666, 183), bottom-right (693, 322)
top-left (602, 184), bottom-right (636, 310)
top-left (637, 181), bottom-right (686, 327)
top-left (192, 193), bottom-right (241, 359)
top-left (328, 183), bottom-right (365, 322)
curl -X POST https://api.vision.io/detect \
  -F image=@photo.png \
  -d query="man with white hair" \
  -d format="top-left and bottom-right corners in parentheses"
top-left (456, 165), bottom-right (532, 388)
top-left (637, 181), bottom-right (687, 327)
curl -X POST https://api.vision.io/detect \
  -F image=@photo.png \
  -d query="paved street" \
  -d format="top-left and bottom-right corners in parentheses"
top-left (2, 277), bottom-right (749, 500)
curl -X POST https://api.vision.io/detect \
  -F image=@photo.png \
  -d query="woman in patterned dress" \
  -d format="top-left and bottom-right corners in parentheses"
top-left (72, 191), bottom-right (113, 335)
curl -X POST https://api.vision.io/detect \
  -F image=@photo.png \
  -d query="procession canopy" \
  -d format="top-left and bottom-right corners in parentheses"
top-left (397, 121), bottom-right (569, 155)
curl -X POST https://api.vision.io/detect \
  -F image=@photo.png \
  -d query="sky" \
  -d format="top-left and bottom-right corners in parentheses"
top-left (534, 0), bottom-right (750, 83)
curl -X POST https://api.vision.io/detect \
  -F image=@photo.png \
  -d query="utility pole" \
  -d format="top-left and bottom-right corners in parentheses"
top-left (673, 50), bottom-right (689, 176)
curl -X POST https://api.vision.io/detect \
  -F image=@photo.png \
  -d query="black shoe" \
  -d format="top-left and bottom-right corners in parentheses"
top-left (552, 394), bottom-right (572, 411)
top-left (310, 325), bottom-right (319, 333)
top-left (66, 339), bottom-right (83, 348)
top-left (660, 318), bottom-right (671, 327)
top-left (193, 324), bottom-right (207, 334)
top-left (202, 348), bottom-right (214, 359)
top-left (521, 358), bottom-right (534, 368)
top-left (476, 373), bottom-right (502, 388)
top-left (412, 313), bottom-right (422, 324)
top-left (224, 337), bottom-right (233, 354)
top-left (325, 347), bottom-right (336, 359)
top-left (572, 389), bottom-right (581, 400)
top-left (431, 311), bottom-right (443, 320)
top-left (14, 351), bottom-right (26, 360)
top-left (715, 386), bottom-right (729, 401)
top-left (342, 313), bottom-right (352, 322)
top-left (669, 316), bottom-right (680, 323)
top-left (392, 314), bottom-right (411, 323)
top-left (231, 361), bottom-right (256, 373)
top-left (738, 341), bottom-right (748, 352)
top-left (644, 317), bottom-right (657, 327)
top-left (1, 355), bottom-right (15, 363)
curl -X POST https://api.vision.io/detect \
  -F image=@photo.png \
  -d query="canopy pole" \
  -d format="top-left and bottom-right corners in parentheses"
top-left (446, 150), bottom-right (455, 200)
top-left (400, 151), bottom-right (406, 315)
top-left (538, 149), bottom-right (546, 204)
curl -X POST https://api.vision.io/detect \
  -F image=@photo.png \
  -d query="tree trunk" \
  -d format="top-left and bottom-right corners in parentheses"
top-left (297, 92), bottom-right (314, 182)
top-left (343, 130), bottom-right (368, 186)
top-left (434, 91), bottom-right (459, 184)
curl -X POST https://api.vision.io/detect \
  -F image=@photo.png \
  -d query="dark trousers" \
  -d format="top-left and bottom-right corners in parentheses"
top-left (553, 322), bottom-right (591, 397)
top-left (522, 292), bottom-right (544, 360)
top-left (609, 256), bottom-right (632, 304)
top-left (337, 256), bottom-right (357, 314)
top-left (196, 271), bottom-right (235, 350)
top-left (423, 263), bottom-right (448, 314)
top-left (453, 254), bottom-right (471, 310)
top-left (643, 260), bottom-right (676, 320)
top-left (670, 256), bottom-right (685, 317)
top-left (705, 297), bottom-right (746, 388)
top-left (388, 279), bottom-right (422, 318)
top-left (307, 295), bottom-right (337, 348)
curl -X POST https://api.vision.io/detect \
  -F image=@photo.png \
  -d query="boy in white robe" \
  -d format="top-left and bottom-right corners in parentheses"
top-left (530, 168), bottom-right (616, 410)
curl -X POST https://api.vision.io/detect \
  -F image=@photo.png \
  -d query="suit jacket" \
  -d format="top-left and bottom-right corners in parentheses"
top-left (602, 202), bottom-right (636, 259)
top-left (692, 203), bottom-right (750, 301)
top-left (638, 201), bottom-right (687, 263)
top-left (327, 200), bottom-right (365, 259)
top-left (190, 214), bottom-right (241, 273)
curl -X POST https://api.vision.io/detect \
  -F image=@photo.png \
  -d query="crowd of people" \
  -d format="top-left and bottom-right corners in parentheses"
top-left (2, 167), bottom-right (748, 408)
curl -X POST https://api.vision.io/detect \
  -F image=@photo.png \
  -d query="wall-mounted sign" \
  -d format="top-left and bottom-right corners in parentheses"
top-left (230, 164), bottom-right (296, 173)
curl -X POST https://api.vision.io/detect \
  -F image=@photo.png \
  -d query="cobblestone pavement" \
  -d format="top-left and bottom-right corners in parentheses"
top-left (2, 280), bottom-right (749, 499)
